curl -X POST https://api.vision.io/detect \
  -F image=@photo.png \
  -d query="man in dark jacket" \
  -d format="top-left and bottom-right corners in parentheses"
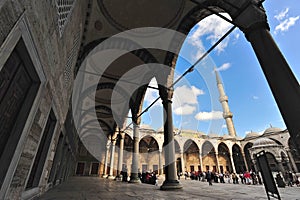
top-left (206, 170), bottom-right (212, 185)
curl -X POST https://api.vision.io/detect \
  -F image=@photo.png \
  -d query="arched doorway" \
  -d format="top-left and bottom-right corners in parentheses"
top-left (184, 140), bottom-right (200, 173)
top-left (218, 143), bottom-right (231, 173)
top-left (202, 141), bottom-right (217, 172)
top-left (139, 136), bottom-right (159, 173)
top-left (288, 138), bottom-right (300, 172)
top-left (232, 144), bottom-right (246, 173)
top-left (244, 143), bottom-right (255, 172)
top-left (265, 152), bottom-right (279, 172)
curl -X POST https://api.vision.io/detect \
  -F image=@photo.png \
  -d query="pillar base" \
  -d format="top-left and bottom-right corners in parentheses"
top-left (107, 175), bottom-right (115, 180)
top-left (160, 180), bottom-right (182, 190)
top-left (129, 177), bottom-right (141, 183)
top-left (102, 174), bottom-right (108, 178)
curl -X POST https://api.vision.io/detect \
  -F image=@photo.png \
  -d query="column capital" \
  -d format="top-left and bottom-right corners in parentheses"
top-left (233, 1), bottom-right (269, 39)
top-left (159, 86), bottom-right (174, 103)
top-left (119, 131), bottom-right (125, 139)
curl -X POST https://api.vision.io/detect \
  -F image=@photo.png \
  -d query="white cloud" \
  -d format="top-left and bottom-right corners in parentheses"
top-left (274, 8), bottom-right (299, 34)
top-left (173, 85), bottom-right (204, 115)
top-left (252, 96), bottom-right (259, 100)
top-left (173, 85), bottom-right (204, 106)
top-left (275, 16), bottom-right (299, 33)
top-left (144, 78), bottom-right (160, 107)
top-left (216, 63), bottom-right (231, 71)
top-left (222, 124), bottom-right (227, 129)
top-left (275, 8), bottom-right (289, 21)
top-left (195, 111), bottom-right (223, 121)
top-left (186, 13), bottom-right (238, 60)
top-left (174, 104), bottom-right (196, 115)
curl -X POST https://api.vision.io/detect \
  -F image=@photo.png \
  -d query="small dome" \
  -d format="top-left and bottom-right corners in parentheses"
top-left (235, 136), bottom-right (243, 140)
top-left (253, 137), bottom-right (277, 147)
top-left (140, 124), bottom-right (153, 130)
top-left (245, 132), bottom-right (260, 138)
top-left (208, 133), bottom-right (219, 138)
top-left (157, 127), bottom-right (164, 132)
top-left (263, 127), bottom-right (283, 135)
top-left (222, 134), bottom-right (234, 139)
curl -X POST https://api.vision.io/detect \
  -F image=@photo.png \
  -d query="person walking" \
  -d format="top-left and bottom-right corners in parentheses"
top-left (206, 170), bottom-right (213, 186)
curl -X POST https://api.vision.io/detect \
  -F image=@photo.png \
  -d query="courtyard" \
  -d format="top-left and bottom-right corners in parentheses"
top-left (38, 176), bottom-right (300, 200)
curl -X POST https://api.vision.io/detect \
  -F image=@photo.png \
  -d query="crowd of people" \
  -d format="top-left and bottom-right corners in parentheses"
top-left (181, 169), bottom-right (300, 187)
top-left (182, 170), bottom-right (262, 185)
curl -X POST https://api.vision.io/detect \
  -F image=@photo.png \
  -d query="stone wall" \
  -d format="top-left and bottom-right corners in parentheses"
top-left (0, 0), bottom-right (88, 199)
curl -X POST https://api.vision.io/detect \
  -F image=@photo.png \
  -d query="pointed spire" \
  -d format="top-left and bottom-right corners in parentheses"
top-left (214, 67), bottom-right (222, 84)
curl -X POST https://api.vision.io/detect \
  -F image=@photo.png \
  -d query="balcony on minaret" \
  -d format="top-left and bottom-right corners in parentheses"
top-left (219, 95), bottom-right (228, 102)
top-left (223, 112), bottom-right (233, 119)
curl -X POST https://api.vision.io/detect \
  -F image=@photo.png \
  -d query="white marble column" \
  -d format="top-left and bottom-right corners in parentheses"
top-left (116, 131), bottom-right (125, 180)
top-left (199, 152), bottom-right (203, 172)
top-left (129, 123), bottom-right (141, 183)
top-left (102, 141), bottom-right (110, 178)
top-left (159, 149), bottom-right (163, 175)
top-left (107, 139), bottom-right (116, 179)
top-left (215, 152), bottom-right (220, 173)
top-left (180, 151), bottom-right (185, 173)
top-left (230, 154), bottom-right (236, 173)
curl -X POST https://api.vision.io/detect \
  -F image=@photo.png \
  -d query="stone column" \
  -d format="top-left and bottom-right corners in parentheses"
top-left (129, 123), bottom-right (141, 183)
top-left (287, 149), bottom-right (298, 172)
top-left (159, 149), bottom-right (163, 175)
top-left (242, 152), bottom-right (249, 172)
top-left (160, 87), bottom-right (182, 190)
top-left (107, 139), bottom-right (116, 179)
top-left (235, 3), bottom-right (300, 154)
top-left (180, 151), bottom-right (185, 173)
top-left (116, 130), bottom-right (125, 180)
top-left (230, 154), bottom-right (236, 174)
top-left (102, 141), bottom-right (110, 178)
top-left (199, 151), bottom-right (203, 172)
top-left (215, 152), bottom-right (220, 173)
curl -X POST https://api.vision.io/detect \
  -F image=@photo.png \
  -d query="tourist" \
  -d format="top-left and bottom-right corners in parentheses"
top-left (206, 170), bottom-right (213, 186)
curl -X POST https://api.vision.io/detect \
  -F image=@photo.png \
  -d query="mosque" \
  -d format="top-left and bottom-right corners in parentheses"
top-left (77, 70), bottom-right (299, 181)
top-left (0, 0), bottom-right (299, 199)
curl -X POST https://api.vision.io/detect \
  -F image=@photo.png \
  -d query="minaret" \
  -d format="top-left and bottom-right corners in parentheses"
top-left (214, 68), bottom-right (237, 137)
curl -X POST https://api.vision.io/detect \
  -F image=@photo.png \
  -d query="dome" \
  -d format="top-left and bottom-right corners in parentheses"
top-left (252, 137), bottom-right (277, 147)
top-left (245, 132), bottom-right (260, 138)
top-left (208, 133), bottom-right (219, 138)
top-left (222, 134), bottom-right (234, 139)
top-left (140, 124), bottom-right (153, 130)
top-left (263, 127), bottom-right (283, 135)
top-left (235, 136), bottom-right (243, 140)
top-left (157, 127), bottom-right (164, 132)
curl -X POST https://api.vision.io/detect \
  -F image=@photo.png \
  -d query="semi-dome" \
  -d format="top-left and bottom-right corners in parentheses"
top-left (263, 127), bottom-right (283, 135)
top-left (245, 131), bottom-right (260, 138)
top-left (252, 137), bottom-right (277, 147)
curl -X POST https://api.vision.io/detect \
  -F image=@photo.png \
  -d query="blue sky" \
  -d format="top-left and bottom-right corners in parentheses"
top-left (140, 1), bottom-right (300, 138)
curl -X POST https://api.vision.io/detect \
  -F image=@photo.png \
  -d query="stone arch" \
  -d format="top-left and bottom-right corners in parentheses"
top-left (184, 139), bottom-right (200, 172)
top-left (218, 142), bottom-right (232, 173)
top-left (280, 151), bottom-right (290, 173)
top-left (122, 133), bottom-right (134, 172)
top-left (265, 152), bottom-right (279, 172)
top-left (139, 135), bottom-right (160, 173)
top-left (202, 140), bottom-right (217, 172)
top-left (244, 142), bottom-right (254, 172)
top-left (174, 139), bottom-right (181, 154)
top-left (288, 138), bottom-right (300, 172)
top-left (232, 144), bottom-right (246, 173)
